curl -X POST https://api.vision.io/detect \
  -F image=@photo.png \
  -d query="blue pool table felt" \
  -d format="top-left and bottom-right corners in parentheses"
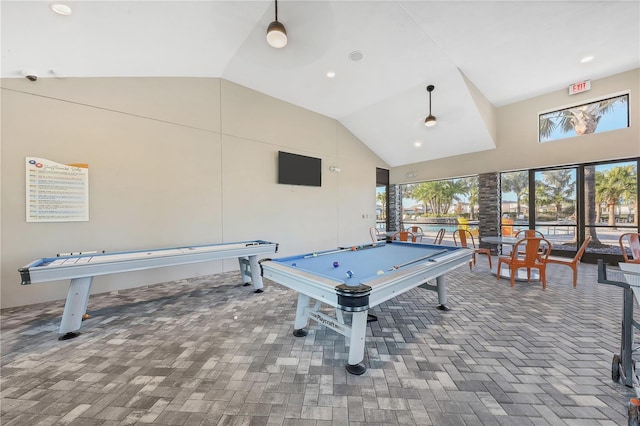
top-left (275, 242), bottom-right (456, 284)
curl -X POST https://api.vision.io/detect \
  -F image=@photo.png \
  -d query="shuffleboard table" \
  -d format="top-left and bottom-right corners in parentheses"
top-left (19, 240), bottom-right (278, 339)
top-left (260, 241), bottom-right (472, 374)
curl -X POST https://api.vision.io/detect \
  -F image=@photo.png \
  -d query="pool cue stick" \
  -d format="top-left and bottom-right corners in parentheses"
top-left (388, 249), bottom-right (449, 271)
top-left (303, 248), bottom-right (350, 258)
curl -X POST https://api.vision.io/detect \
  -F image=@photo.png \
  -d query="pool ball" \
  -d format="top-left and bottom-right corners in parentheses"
top-left (312, 253), bottom-right (318, 257)
top-left (351, 246), bottom-right (357, 251)
top-left (333, 261), bottom-right (339, 268)
top-left (346, 270), bottom-right (354, 278)
top-left (376, 270), bottom-right (384, 275)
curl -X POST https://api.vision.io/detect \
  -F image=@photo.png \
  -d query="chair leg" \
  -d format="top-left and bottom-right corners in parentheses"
top-left (541, 268), bottom-right (546, 290)
top-left (510, 267), bottom-right (516, 287)
top-left (572, 266), bottom-right (577, 288)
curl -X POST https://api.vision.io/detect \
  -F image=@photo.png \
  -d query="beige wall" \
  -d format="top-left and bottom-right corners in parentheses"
top-left (392, 68), bottom-right (640, 183)
top-left (0, 78), bottom-right (387, 308)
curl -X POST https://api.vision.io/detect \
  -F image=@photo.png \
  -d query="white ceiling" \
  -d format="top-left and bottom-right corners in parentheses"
top-left (2, 1), bottom-right (639, 167)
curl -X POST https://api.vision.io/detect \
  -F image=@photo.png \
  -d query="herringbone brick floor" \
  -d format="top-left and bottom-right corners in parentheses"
top-left (1, 259), bottom-right (636, 425)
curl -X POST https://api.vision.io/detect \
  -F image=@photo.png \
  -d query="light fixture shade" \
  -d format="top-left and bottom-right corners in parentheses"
top-left (267, 20), bottom-right (287, 48)
top-left (424, 84), bottom-right (436, 127)
top-left (424, 115), bottom-right (436, 127)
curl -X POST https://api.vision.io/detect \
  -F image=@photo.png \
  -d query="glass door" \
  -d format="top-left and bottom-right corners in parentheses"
top-left (533, 168), bottom-right (578, 253)
top-left (583, 160), bottom-right (638, 261)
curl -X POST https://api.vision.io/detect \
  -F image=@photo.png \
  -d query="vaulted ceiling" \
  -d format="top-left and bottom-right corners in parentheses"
top-left (2, 1), bottom-right (638, 166)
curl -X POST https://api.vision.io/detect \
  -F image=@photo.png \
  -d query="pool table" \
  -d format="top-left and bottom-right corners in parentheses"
top-left (19, 240), bottom-right (278, 339)
top-left (260, 241), bottom-right (473, 374)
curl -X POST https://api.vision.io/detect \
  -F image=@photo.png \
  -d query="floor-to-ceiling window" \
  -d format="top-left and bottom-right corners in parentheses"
top-left (376, 168), bottom-right (389, 231)
top-left (533, 167), bottom-right (578, 252)
top-left (399, 176), bottom-right (479, 242)
top-left (583, 159), bottom-right (638, 262)
top-left (501, 170), bottom-right (529, 237)
top-left (500, 158), bottom-right (638, 263)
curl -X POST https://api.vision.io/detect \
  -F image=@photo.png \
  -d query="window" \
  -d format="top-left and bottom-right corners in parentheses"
top-left (499, 159), bottom-right (638, 263)
top-left (539, 93), bottom-right (629, 142)
top-left (584, 160), bottom-right (638, 257)
top-left (500, 171), bottom-right (529, 237)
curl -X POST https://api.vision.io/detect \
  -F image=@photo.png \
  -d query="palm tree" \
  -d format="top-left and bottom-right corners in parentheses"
top-left (412, 180), bottom-right (466, 216)
top-left (539, 170), bottom-right (575, 221)
top-left (376, 190), bottom-right (387, 220)
top-left (460, 176), bottom-right (479, 220)
top-left (584, 165), bottom-right (602, 245)
top-left (539, 96), bottom-right (627, 140)
top-left (596, 165), bottom-right (637, 228)
top-left (501, 171), bottom-right (528, 218)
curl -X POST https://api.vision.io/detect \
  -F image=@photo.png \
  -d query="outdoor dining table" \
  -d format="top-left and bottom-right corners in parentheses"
top-left (480, 236), bottom-right (519, 246)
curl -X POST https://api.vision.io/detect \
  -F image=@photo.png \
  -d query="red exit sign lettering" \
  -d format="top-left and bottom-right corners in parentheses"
top-left (569, 80), bottom-right (591, 95)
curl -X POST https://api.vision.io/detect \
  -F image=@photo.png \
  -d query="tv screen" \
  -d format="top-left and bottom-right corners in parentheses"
top-left (278, 151), bottom-right (322, 187)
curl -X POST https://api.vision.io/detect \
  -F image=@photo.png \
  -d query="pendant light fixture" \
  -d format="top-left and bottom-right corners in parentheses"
top-left (424, 85), bottom-right (436, 127)
top-left (267, 0), bottom-right (287, 48)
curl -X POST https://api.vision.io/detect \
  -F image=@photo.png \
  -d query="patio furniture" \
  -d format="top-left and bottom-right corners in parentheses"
top-left (406, 226), bottom-right (424, 242)
top-left (514, 229), bottom-right (545, 256)
top-left (497, 237), bottom-right (551, 289)
top-left (457, 217), bottom-right (478, 236)
top-left (369, 227), bottom-right (386, 245)
top-left (453, 229), bottom-right (492, 270)
top-left (392, 231), bottom-right (416, 242)
top-left (546, 236), bottom-right (592, 287)
top-left (620, 233), bottom-right (640, 264)
top-left (501, 218), bottom-right (516, 237)
top-left (433, 228), bottom-right (446, 244)
top-left (515, 229), bottom-right (545, 238)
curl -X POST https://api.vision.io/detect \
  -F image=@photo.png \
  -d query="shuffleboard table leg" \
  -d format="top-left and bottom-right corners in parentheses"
top-left (248, 255), bottom-right (264, 292)
top-left (239, 256), bottom-right (251, 286)
top-left (58, 276), bottom-right (93, 339)
top-left (58, 332), bottom-right (79, 341)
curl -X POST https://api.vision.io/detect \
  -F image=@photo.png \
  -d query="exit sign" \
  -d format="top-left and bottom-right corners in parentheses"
top-left (569, 80), bottom-right (591, 95)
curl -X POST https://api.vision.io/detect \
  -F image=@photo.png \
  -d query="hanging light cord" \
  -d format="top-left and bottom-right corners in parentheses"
top-left (275, 0), bottom-right (279, 21)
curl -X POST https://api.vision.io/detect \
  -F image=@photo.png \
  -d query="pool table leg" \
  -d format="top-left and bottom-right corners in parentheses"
top-left (346, 310), bottom-right (368, 375)
top-left (293, 293), bottom-right (310, 337)
top-left (435, 275), bottom-right (450, 311)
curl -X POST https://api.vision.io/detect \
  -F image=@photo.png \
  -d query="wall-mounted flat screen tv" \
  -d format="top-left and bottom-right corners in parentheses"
top-left (277, 151), bottom-right (322, 187)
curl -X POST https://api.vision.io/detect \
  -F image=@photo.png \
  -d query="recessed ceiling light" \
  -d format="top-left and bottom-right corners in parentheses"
top-left (349, 50), bottom-right (364, 62)
top-left (50, 2), bottom-right (72, 15)
top-left (580, 55), bottom-right (594, 63)
top-left (326, 71), bottom-right (336, 78)
top-left (414, 141), bottom-right (422, 148)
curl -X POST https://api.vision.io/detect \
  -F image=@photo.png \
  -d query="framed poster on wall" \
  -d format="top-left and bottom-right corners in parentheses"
top-left (26, 157), bottom-right (89, 222)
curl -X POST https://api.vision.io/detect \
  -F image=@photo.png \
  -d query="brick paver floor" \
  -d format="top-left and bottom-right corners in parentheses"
top-left (1, 258), bottom-right (635, 425)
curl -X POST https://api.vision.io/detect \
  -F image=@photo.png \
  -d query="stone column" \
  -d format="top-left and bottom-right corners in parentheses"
top-left (478, 173), bottom-right (501, 254)
top-left (388, 184), bottom-right (402, 232)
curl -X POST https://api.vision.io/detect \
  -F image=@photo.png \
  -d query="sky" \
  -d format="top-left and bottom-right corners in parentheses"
top-left (540, 95), bottom-right (628, 142)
